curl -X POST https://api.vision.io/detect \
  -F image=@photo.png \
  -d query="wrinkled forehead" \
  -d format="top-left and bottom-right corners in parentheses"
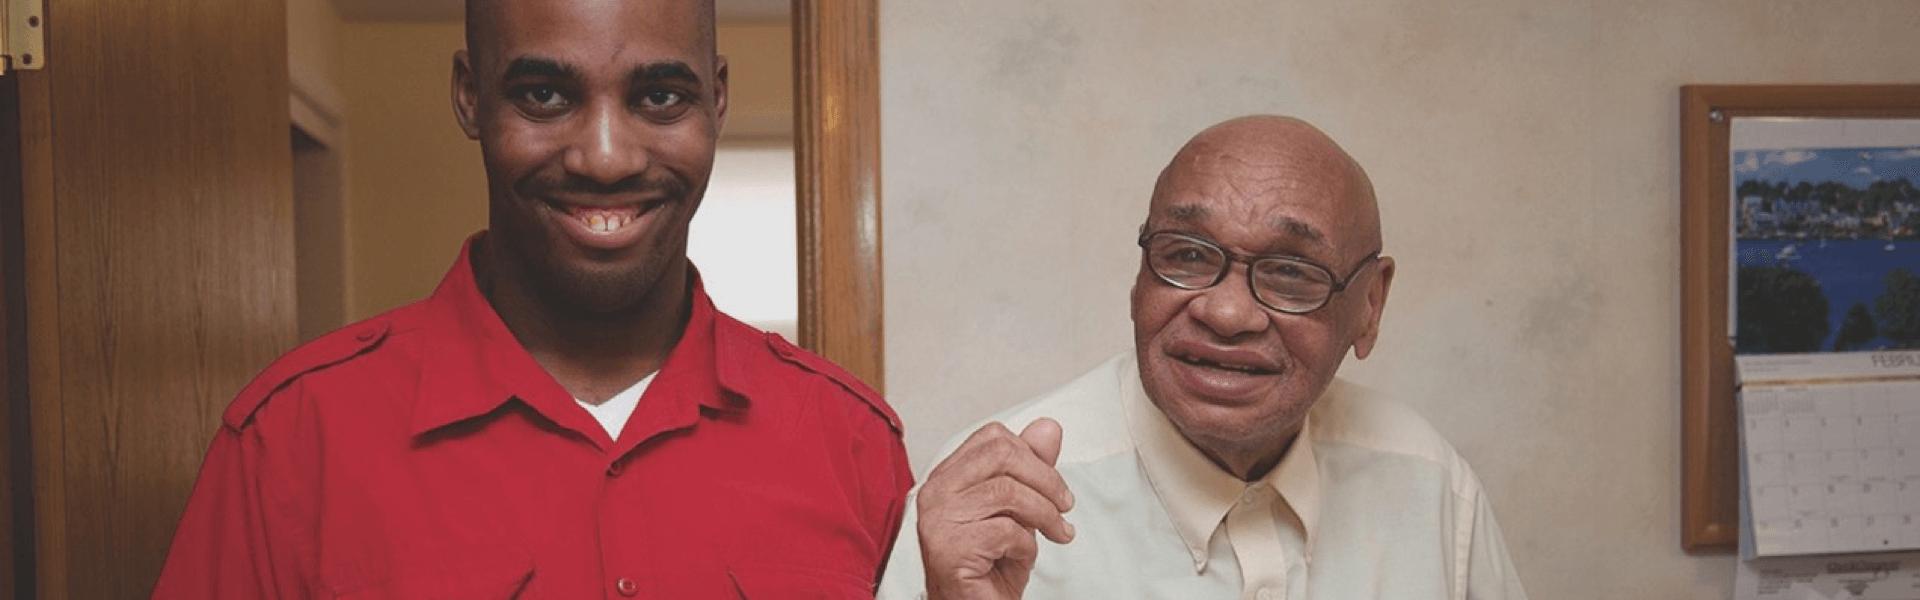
top-left (1146, 136), bottom-right (1377, 253)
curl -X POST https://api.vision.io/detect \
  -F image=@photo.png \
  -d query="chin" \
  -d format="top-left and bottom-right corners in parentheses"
top-left (1141, 361), bottom-right (1313, 462)
top-left (1161, 394), bottom-right (1304, 449)
top-left (558, 258), bottom-right (678, 314)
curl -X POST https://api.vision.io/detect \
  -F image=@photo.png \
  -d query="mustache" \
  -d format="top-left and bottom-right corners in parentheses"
top-left (515, 173), bottom-right (691, 201)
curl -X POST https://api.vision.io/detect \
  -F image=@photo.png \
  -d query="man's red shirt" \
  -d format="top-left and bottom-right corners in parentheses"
top-left (152, 240), bottom-right (913, 599)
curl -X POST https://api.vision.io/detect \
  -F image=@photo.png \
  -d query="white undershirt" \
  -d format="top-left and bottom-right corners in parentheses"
top-left (574, 371), bottom-right (657, 440)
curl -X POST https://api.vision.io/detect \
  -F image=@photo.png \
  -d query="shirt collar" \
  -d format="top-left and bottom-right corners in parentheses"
top-left (1120, 352), bottom-right (1324, 573)
top-left (409, 234), bottom-right (749, 441)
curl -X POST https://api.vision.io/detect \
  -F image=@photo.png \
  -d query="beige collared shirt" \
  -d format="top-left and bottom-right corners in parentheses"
top-left (878, 352), bottom-right (1527, 600)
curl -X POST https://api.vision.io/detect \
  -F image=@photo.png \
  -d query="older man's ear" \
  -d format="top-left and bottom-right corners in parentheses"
top-left (1351, 255), bottom-right (1395, 360)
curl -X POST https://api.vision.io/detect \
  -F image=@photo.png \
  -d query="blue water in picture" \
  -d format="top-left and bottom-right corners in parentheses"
top-left (1736, 239), bottom-right (1920, 351)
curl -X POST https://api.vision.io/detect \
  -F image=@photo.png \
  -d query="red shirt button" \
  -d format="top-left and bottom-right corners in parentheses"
top-left (616, 577), bottom-right (638, 596)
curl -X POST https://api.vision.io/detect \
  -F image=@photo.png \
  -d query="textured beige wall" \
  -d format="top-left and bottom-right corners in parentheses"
top-left (336, 22), bottom-right (790, 319)
top-left (880, 0), bottom-right (1920, 597)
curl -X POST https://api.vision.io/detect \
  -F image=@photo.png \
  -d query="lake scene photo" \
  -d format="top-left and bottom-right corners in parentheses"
top-left (1733, 144), bottom-right (1920, 354)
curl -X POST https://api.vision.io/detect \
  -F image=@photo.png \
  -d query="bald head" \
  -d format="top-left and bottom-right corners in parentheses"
top-left (1149, 116), bottom-right (1382, 256)
top-left (464, 0), bottom-right (718, 65)
top-left (1130, 116), bottom-right (1396, 480)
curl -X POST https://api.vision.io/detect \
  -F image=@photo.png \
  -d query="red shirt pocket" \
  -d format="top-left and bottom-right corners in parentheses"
top-left (325, 546), bottom-right (534, 600)
top-left (726, 564), bottom-right (875, 600)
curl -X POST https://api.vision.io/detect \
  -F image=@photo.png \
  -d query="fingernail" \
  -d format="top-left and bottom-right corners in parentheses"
top-left (1065, 488), bottom-right (1076, 509)
top-left (1064, 520), bottom-right (1077, 541)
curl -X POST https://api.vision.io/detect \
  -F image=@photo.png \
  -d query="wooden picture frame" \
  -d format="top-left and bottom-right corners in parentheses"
top-left (793, 0), bottom-right (885, 394)
top-left (1679, 84), bottom-right (1920, 553)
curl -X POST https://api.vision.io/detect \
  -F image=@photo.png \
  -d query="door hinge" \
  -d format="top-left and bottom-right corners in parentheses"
top-left (1, 0), bottom-right (46, 75)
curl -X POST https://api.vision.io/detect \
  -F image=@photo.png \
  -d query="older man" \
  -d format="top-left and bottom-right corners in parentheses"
top-left (152, 0), bottom-right (910, 597)
top-left (879, 116), bottom-right (1526, 600)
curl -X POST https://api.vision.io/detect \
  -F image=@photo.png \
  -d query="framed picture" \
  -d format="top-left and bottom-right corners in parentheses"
top-left (1680, 84), bottom-right (1920, 552)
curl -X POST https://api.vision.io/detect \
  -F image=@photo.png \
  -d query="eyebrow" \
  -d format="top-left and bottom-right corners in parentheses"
top-left (499, 58), bottom-right (703, 87)
top-left (1167, 204), bottom-right (1210, 222)
top-left (1273, 216), bottom-right (1326, 245)
top-left (1163, 204), bottom-right (1328, 246)
top-left (502, 56), bottom-right (577, 80)
top-left (630, 62), bottom-right (700, 85)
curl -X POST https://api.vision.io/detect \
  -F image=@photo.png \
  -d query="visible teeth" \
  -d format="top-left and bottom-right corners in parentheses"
top-left (585, 213), bottom-right (627, 234)
top-left (1185, 355), bottom-right (1261, 373)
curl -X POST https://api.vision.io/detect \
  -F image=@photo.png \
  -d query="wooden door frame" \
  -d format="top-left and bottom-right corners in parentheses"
top-left (793, 0), bottom-right (885, 394)
top-left (11, 66), bottom-right (52, 600)
top-left (0, 71), bottom-right (33, 600)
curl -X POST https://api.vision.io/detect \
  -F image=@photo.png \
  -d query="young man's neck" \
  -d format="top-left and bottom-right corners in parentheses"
top-left (472, 243), bottom-right (691, 404)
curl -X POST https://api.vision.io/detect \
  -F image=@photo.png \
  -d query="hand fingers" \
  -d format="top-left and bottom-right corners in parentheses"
top-left (926, 422), bottom-right (1075, 513)
top-left (950, 475), bottom-right (1076, 544)
top-left (917, 421), bottom-right (1075, 600)
top-left (1019, 418), bottom-right (1064, 467)
top-left (942, 517), bottom-right (1041, 580)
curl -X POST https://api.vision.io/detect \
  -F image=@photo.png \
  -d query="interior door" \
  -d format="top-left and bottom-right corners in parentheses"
top-left (9, 0), bottom-right (295, 597)
top-left (2, 67), bottom-right (32, 600)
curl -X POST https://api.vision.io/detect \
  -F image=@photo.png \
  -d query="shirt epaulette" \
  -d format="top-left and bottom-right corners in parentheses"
top-left (763, 333), bottom-right (903, 433)
top-left (220, 319), bottom-right (393, 431)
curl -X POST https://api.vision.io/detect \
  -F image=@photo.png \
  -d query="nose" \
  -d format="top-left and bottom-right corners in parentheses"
top-left (1186, 265), bottom-right (1271, 338)
top-left (560, 101), bottom-right (650, 186)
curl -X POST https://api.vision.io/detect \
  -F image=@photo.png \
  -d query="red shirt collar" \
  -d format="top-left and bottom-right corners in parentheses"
top-left (409, 235), bottom-right (751, 443)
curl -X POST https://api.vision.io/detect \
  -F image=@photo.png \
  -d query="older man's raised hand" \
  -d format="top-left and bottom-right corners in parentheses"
top-left (917, 418), bottom-right (1077, 600)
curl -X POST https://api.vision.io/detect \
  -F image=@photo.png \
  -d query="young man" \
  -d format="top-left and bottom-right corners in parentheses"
top-left (153, 1), bottom-right (911, 597)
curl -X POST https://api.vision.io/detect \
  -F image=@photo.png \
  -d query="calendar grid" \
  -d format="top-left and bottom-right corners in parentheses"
top-left (1741, 367), bottom-right (1920, 557)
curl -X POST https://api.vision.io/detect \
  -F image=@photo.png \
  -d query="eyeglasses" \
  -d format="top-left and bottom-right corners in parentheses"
top-left (1137, 231), bottom-right (1381, 314)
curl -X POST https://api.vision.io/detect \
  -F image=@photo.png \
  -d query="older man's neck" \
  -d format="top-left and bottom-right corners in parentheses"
top-left (1199, 431), bottom-right (1300, 482)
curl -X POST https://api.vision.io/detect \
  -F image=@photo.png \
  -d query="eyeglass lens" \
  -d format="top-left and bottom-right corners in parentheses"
top-left (1146, 236), bottom-right (1228, 285)
top-left (1145, 234), bottom-right (1337, 311)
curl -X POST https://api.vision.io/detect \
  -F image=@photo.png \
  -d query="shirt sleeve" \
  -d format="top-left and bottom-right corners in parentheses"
top-left (151, 396), bottom-right (312, 599)
top-left (853, 391), bottom-right (917, 588)
top-left (873, 486), bottom-right (929, 600)
top-left (1465, 490), bottom-right (1529, 600)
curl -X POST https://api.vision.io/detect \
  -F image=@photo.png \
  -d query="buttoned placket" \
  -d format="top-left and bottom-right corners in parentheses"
top-left (1225, 484), bottom-right (1290, 600)
top-left (601, 448), bottom-right (642, 598)
top-left (593, 391), bottom-right (702, 600)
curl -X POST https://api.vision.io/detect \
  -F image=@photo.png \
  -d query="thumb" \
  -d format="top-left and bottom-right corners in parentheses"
top-left (1019, 417), bottom-right (1064, 467)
